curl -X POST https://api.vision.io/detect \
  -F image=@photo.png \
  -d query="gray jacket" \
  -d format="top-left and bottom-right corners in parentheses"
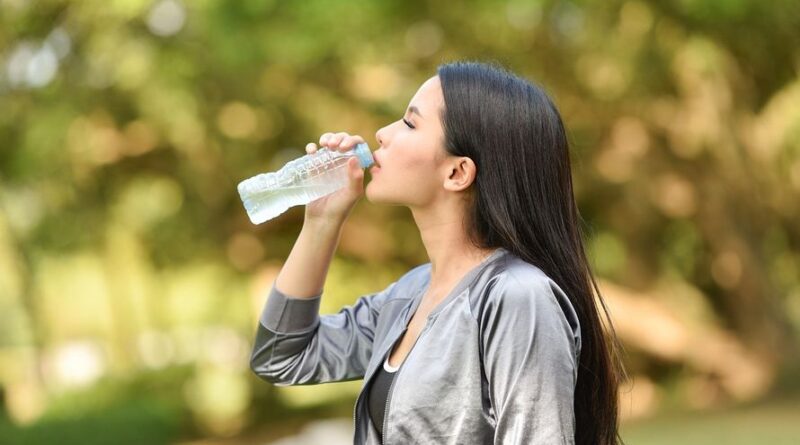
top-left (250, 247), bottom-right (581, 444)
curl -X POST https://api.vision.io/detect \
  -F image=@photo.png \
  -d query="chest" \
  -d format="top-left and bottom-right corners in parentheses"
top-left (386, 312), bottom-right (427, 368)
top-left (373, 289), bottom-right (486, 390)
top-left (358, 287), bottom-right (498, 444)
top-left (385, 290), bottom-right (447, 368)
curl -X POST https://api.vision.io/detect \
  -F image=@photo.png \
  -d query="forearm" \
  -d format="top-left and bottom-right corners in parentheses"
top-left (274, 218), bottom-right (344, 299)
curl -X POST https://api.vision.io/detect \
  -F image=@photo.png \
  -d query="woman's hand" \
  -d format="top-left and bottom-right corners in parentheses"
top-left (303, 132), bottom-right (368, 226)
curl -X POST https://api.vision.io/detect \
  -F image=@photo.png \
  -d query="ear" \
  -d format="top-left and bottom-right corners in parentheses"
top-left (443, 157), bottom-right (477, 192)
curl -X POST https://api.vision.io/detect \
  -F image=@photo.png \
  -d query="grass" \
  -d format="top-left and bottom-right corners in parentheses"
top-left (2, 385), bottom-right (798, 444)
top-left (0, 398), bottom-right (181, 445)
top-left (620, 395), bottom-right (800, 445)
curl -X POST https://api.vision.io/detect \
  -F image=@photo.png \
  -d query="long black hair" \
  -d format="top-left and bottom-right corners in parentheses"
top-left (437, 60), bottom-right (628, 445)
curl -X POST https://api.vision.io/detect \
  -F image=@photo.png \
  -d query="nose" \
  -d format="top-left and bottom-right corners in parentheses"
top-left (374, 128), bottom-right (386, 167)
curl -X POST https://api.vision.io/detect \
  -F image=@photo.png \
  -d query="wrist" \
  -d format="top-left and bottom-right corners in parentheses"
top-left (303, 216), bottom-right (346, 234)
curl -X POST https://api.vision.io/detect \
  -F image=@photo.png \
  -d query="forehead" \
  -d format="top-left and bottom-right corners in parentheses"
top-left (409, 75), bottom-right (443, 112)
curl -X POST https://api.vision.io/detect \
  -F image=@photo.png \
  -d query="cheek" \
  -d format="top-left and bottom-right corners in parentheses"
top-left (394, 158), bottom-right (441, 194)
top-left (371, 128), bottom-right (444, 190)
top-left (390, 136), bottom-right (439, 170)
top-left (367, 156), bottom-right (441, 205)
top-left (387, 150), bottom-right (438, 181)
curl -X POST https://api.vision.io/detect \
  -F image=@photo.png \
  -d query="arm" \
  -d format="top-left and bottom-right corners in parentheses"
top-left (480, 272), bottom-right (581, 445)
top-left (274, 218), bottom-right (343, 300)
top-left (249, 217), bottom-right (400, 385)
top-left (249, 279), bottom-right (398, 386)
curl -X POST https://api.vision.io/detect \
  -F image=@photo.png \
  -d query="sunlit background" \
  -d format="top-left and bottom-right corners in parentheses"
top-left (1, 0), bottom-right (799, 444)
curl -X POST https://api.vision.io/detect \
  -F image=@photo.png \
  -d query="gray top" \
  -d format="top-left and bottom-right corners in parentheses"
top-left (250, 247), bottom-right (581, 444)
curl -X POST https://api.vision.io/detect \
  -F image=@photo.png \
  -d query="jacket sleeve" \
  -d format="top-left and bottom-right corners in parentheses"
top-left (249, 279), bottom-right (398, 386)
top-left (479, 272), bottom-right (581, 445)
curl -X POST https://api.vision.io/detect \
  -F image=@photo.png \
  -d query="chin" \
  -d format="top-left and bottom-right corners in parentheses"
top-left (365, 184), bottom-right (401, 206)
top-left (365, 182), bottom-right (379, 203)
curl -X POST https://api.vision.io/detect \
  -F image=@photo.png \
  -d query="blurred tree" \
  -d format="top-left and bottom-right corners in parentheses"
top-left (0, 0), bottom-right (798, 440)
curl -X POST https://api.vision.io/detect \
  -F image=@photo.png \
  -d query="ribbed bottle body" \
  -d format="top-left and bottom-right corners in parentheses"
top-left (237, 143), bottom-right (373, 224)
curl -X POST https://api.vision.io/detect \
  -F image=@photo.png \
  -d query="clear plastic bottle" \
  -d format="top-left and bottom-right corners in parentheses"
top-left (237, 142), bottom-right (375, 224)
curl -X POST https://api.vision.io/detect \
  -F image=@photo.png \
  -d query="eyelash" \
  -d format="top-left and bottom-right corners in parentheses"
top-left (402, 118), bottom-right (415, 129)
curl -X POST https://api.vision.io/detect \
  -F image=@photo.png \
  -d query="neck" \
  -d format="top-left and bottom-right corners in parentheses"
top-left (410, 202), bottom-right (497, 291)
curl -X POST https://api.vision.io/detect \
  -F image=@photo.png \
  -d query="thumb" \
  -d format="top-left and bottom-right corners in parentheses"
top-left (348, 157), bottom-right (364, 188)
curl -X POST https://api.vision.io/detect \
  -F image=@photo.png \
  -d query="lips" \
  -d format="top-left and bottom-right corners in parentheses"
top-left (369, 154), bottom-right (382, 173)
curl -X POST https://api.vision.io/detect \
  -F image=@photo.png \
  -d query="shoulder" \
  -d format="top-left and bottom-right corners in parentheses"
top-left (393, 261), bottom-right (431, 294)
top-left (373, 261), bottom-right (431, 306)
top-left (501, 256), bottom-right (560, 304)
top-left (480, 255), bottom-right (581, 348)
top-left (404, 261), bottom-right (433, 282)
top-left (480, 254), bottom-right (553, 303)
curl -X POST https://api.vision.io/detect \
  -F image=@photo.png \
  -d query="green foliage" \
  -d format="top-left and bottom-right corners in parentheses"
top-left (1, 0), bottom-right (799, 442)
top-left (0, 367), bottom-right (190, 445)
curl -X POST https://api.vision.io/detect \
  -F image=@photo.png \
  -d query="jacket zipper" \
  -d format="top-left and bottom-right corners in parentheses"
top-left (353, 322), bottom-right (409, 444)
top-left (353, 389), bottom-right (361, 442)
top-left (382, 318), bottom-right (432, 445)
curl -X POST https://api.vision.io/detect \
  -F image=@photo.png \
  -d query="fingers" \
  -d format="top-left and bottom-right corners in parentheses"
top-left (318, 132), bottom-right (346, 149)
top-left (327, 132), bottom-right (349, 150)
top-left (339, 135), bottom-right (365, 150)
top-left (318, 132), bottom-right (335, 147)
top-left (315, 132), bottom-right (365, 152)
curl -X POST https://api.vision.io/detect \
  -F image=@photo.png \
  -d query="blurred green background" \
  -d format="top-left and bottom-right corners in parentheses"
top-left (1, 0), bottom-right (799, 444)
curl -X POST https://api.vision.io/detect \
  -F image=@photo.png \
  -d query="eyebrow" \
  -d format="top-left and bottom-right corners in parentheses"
top-left (407, 105), bottom-right (423, 119)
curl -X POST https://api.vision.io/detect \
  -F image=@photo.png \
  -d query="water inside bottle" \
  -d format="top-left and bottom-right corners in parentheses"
top-left (239, 159), bottom-right (350, 224)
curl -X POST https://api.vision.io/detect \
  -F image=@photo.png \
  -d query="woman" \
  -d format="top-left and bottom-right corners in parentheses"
top-left (250, 60), bottom-right (627, 445)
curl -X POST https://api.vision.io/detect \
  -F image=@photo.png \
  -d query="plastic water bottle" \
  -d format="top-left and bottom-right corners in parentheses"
top-left (237, 142), bottom-right (375, 224)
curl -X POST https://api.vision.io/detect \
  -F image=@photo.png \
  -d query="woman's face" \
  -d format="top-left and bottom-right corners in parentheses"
top-left (367, 75), bottom-right (450, 208)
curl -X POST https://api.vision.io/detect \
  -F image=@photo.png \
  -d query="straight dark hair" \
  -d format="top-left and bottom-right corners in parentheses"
top-left (437, 60), bottom-right (628, 445)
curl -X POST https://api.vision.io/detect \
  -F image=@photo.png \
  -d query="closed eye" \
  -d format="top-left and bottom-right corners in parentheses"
top-left (402, 118), bottom-right (415, 129)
